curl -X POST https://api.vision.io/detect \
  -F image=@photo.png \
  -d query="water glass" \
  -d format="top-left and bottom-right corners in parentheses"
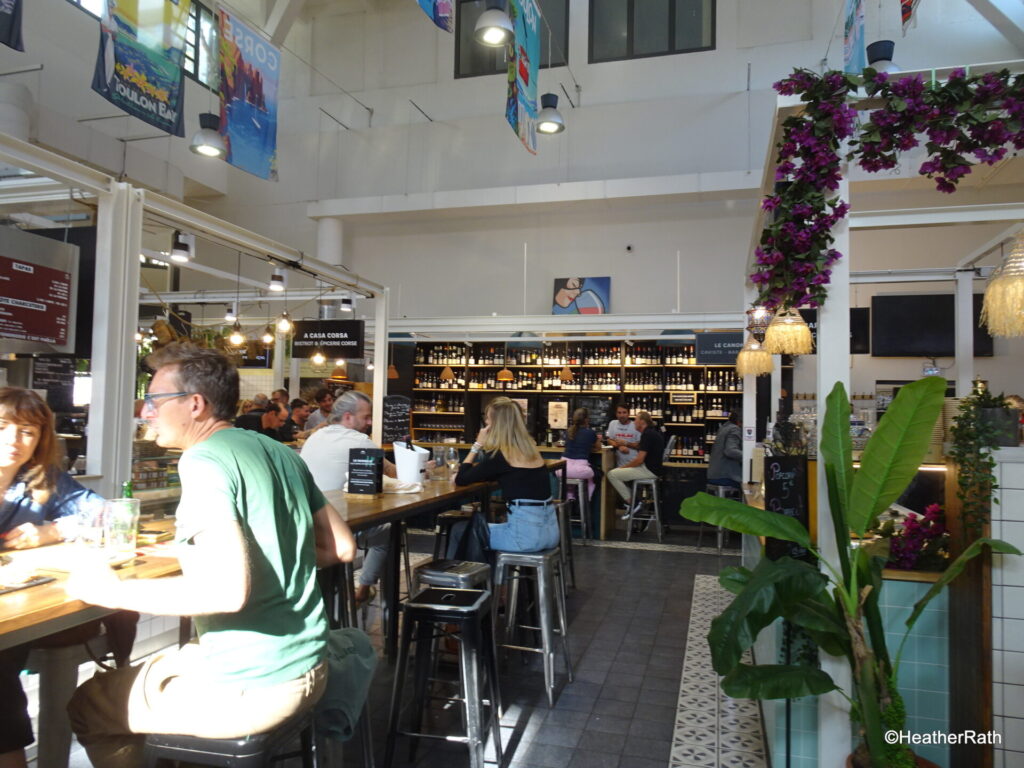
top-left (446, 447), bottom-right (460, 477)
top-left (104, 499), bottom-right (141, 555)
top-left (75, 496), bottom-right (107, 548)
top-left (432, 447), bottom-right (447, 480)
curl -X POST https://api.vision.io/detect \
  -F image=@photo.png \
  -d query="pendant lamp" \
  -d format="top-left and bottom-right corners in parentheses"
top-left (310, 350), bottom-right (326, 367)
top-left (559, 365), bottom-right (574, 382)
top-left (763, 307), bottom-right (813, 355)
top-left (745, 305), bottom-right (772, 342)
top-left (735, 334), bottom-right (773, 377)
top-left (981, 234), bottom-right (1024, 337)
top-left (440, 365), bottom-right (456, 381)
top-left (497, 366), bottom-right (514, 382)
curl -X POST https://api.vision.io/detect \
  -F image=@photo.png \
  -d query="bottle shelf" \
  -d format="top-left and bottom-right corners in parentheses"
top-left (411, 411), bottom-right (464, 415)
top-left (412, 427), bottom-right (464, 432)
top-left (414, 363), bottom-right (465, 367)
top-left (664, 422), bottom-right (706, 427)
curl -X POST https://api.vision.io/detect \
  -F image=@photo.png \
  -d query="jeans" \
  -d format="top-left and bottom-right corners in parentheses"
top-left (356, 524), bottom-right (389, 587)
top-left (707, 477), bottom-right (741, 490)
top-left (607, 465), bottom-right (657, 503)
top-left (447, 501), bottom-right (560, 567)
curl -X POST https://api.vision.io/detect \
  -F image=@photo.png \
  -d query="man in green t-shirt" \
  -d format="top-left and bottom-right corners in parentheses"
top-left (67, 344), bottom-right (357, 768)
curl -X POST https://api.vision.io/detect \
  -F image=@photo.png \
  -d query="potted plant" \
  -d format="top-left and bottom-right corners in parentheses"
top-left (680, 377), bottom-right (1021, 768)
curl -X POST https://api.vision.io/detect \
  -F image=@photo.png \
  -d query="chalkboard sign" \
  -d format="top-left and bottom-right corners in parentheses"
top-left (695, 332), bottom-right (744, 365)
top-left (30, 356), bottom-right (75, 412)
top-left (574, 395), bottom-right (614, 432)
top-left (764, 455), bottom-right (812, 563)
top-left (382, 394), bottom-right (411, 445)
top-left (348, 448), bottom-right (384, 494)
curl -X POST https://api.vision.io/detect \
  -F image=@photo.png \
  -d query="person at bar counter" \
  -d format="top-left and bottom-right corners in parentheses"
top-left (606, 411), bottom-right (664, 516)
top-left (0, 388), bottom-right (138, 768)
top-left (561, 407), bottom-right (599, 502)
top-left (304, 388), bottom-right (335, 431)
top-left (605, 403), bottom-right (642, 468)
top-left (65, 344), bottom-right (357, 768)
top-left (280, 398), bottom-right (313, 442)
top-left (301, 390), bottom-right (395, 607)
top-left (447, 397), bottom-right (559, 565)
top-left (707, 410), bottom-right (743, 489)
top-left (234, 400), bottom-right (288, 440)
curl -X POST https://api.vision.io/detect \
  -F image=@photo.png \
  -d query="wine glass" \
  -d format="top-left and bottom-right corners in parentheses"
top-left (446, 447), bottom-right (460, 478)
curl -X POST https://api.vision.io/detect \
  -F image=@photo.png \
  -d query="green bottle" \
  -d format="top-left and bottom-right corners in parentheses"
top-left (121, 480), bottom-right (133, 499)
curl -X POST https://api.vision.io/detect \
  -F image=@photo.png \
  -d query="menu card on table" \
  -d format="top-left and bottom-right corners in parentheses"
top-left (348, 448), bottom-right (384, 494)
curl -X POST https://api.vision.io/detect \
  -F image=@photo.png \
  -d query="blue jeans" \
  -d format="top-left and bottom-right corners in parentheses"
top-left (707, 477), bottom-right (741, 489)
top-left (447, 501), bottom-right (560, 565)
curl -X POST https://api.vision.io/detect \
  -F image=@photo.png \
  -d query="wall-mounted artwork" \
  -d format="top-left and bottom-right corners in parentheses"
top-left (552, 277), bottom-right (610, 315)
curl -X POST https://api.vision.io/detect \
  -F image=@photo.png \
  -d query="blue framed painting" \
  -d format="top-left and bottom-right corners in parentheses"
top-left (552, 277), bottom-right (610, 315)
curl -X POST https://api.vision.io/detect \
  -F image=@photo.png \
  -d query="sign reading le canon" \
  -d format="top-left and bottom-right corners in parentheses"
top-left (292, 320), bottom-right (364, 359)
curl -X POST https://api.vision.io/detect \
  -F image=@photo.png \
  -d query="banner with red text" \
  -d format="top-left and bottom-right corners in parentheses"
top-left (505, 0), bottom-right (539, 154)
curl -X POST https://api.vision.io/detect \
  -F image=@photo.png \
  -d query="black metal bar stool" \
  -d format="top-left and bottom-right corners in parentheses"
top-left (384, 587), bottom-right (502, 768)
top-left (415, 559), bottom-right (491, 590)
top-left (627, 477), bottom-right (663, 542)
top-left (554, 500), bottom-right (576, 592)
top-left (564, 477), bottom-right (592, 541)
top-left (432, 509), bottom-right (475, 560)
top-left (142, 710), bottom-right (316, 768)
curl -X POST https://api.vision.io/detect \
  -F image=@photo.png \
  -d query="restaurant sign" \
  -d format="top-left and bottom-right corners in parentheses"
top-left (291, 320), bottom-right (364, 359)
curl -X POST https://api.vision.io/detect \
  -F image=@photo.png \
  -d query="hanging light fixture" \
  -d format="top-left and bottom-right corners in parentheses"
top-left (559, 365), bottom-right (574, 382)
top-left (745, 305), bottom-right (773, 342)
top-left (189, 113), bottom-right (227, 158)
top-left (367, 361), bottom-right (375, 371)
top-left (268, 267), bottom-right (286, 292)
top-left (331, 360), bottom-right (348, 380)
top-left (169, 231), bottom-right (192, 263)
top-left (261, 325), bottom-right (275, 346)
top-left (387, 363), bottom-right (400, 379)
top-left (339, 292), bottom-right (354, 313)
top-left (224, 302), bottom-right (238, 323)
top-left (866, 40), bottom-right (899, 74)
top-left (440, 365), bottom-right (456, 381)
top-left (276, 310), bottom-right (293, 333)
top-left (310, 349), bottom-right (326, 366)
top-left (474, 1), bottom-right (513, 46)
top-left (763, 307), bottom-right (814, 355)
top-left (981, 234), bottom-right (1024, 337)
top-left (228, 321), bottom-right (245, 346)
top-left (537, 93), bottom-right (565, 135)
top-left (497, 366), bottom-right (514, 382)
top-left (735, 334), bottom-right (773, 377)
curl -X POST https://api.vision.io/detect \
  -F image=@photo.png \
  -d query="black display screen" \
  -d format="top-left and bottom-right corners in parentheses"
top-left (871, 294), bottom-right (993, 357)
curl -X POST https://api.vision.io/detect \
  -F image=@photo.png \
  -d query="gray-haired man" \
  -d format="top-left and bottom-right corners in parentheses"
top-left (300, 391), bottom-right (395, 605)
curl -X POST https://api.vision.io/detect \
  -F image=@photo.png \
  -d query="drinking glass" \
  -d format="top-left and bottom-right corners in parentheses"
top-left (446, 447), bottom-right (460, 477)
top-left (75, 496), bottom-right (107, 548)
top-left (432, 447), bottom-right (446, 480)
top-left (104, 499), bottom-right (141, 555)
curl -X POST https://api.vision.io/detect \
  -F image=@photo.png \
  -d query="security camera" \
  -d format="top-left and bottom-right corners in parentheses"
top-left (626, 245), bottom-right (633, 253)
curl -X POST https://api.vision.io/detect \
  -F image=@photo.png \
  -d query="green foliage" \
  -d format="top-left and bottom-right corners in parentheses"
top-left (721, 663), bottom-right (837, 700)
top-left (949, 390), bottom-right (1003, 542)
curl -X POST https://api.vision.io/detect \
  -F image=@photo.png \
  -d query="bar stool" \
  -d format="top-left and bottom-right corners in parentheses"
top-left (415, 559), bottom-right (491, 590)
top-left (564, 478), bottom-right (592, 542)
top-left (704, 483), bottom-right (741, 555)
top-left (432, 509), bottom-right (474, 560)
top-left (142, 710), bottom-right (316, 768)
top-left (627, 477), bottom-right (663, 543)
top-left (384, 588), bottom-right (502, 768)
top-left (495, 548), bottom-right (573, 707)
top-left (554, 500), bottom-right (576, 592)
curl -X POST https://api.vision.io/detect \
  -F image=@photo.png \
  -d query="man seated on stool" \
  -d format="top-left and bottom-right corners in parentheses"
top-left (66, 344), bottom-right (356, 768)
top-left (606, 411), bottom-right (664, 518)
top-left (234, 400), bottom-right (288, 441)
top-left (301, 391), bottom-right (395, 607)
top-left (707, 410), bottom-right (743, 490)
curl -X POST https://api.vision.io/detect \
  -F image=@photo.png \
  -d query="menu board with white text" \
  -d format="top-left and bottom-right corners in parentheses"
top-left (0, 255), bottom-right (72, 346)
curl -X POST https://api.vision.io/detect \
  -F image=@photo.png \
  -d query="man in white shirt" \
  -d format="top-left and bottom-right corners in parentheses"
top-left (301, 391), bottom-right (395, 605)
top-left (605, 403), bottom-right (641, 467)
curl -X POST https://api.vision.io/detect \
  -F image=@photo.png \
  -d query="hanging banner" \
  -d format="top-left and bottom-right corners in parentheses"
top-left (0, 0), bottom-right (24, 52)
top-left (901, 0), bottom-right (921, 35)
top-left (218, 9), bottom-right (280, 180)
top-left (843, 0), bottom-right (866, 74)
top-left (292, 320), bottom-right (365, 359)
top-left (505, 0), bottom-right (539, 154)
top-left (415, 0), bottom-right (453, 33)
top-left (92, 0), bottom-right (190, 137)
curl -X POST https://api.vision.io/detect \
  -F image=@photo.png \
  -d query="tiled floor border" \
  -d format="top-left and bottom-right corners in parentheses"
top-left (670, 574), bottom-right (768, 768)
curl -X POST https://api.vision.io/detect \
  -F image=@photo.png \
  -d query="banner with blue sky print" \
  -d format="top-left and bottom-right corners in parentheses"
top-left (92, 0), bottom-right (190, 137)
top-left (843, 0), bottom-right (866, 74)
top-left (505, 0), bottom-right (539, 154)
top-left (0, 0), bottom-right (24, 52)
top-left (416, 0), bottom-right (453, 33)
top-left (218, 9), bottom-right (280, 180)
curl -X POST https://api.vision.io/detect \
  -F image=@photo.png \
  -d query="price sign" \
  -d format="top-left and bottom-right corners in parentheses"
top-left (348, 448), bottom-right (383, 494)
top-left (763, 455), bottom-right (812, 563)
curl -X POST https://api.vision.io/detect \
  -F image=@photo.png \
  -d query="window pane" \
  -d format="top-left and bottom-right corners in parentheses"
top-left (675, 0), bottom-right (712, 51)
top-left (457, 0), bottom-right (506, 77)
top-left (634, 0), bottom-right (669, 56)
top-left (197, 7), bottom-right (218, 88)
top-left (79, 0), bottom-right (104, 17)
top-left (591, 0), bottom-right (627, 61)
top-left (539, 0), bottom-right (567, 67)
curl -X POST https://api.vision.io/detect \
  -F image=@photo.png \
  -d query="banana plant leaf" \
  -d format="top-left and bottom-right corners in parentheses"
top-left (680, 492), bottom-right (813, 548)
top-left (821, 382), bottom-right (854, 581)
top-left (708, 556), bottom-right (827, 673)
top-left (784, 594), bottom-right (851, 658)
top-left (855, 544), bottom-right (892, 673)
top-left (847, 376), bottom-right (946, 535)
top-left (721, 663), bottom-right (837, 699)
top-left (720, 566), bottom-right (752, 595)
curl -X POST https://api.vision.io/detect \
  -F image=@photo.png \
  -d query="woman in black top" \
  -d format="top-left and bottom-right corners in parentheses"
top-left (449, 397), bottom-right (559, 562)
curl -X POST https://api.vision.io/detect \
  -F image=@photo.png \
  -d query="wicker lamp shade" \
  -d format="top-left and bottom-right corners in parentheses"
top-left (497, 367), bottom-right (514, 382)
top-left (735, 334), bottom-right (773, 376)
top-left (439, 365), bottom-right (456, 381)
top-left (559, 365), bottom-right (574, 382)
top-left (982, 235), bottom-right (1024, 337)
top-left (763, 307), bottom-right (814, 355)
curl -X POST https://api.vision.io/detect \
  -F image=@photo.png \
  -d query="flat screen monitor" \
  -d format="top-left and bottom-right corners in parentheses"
top-left (871, 294), bottom-right (993, 357)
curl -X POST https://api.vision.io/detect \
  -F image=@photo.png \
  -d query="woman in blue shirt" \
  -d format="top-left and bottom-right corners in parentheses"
top-left (561, 407), bottom-right (599, 502)
top-left (0, 387), bottom-right (106, 765)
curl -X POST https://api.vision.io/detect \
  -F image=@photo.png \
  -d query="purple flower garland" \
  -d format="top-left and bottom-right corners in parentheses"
top-left (753, 67), bottom-right (1024, 311)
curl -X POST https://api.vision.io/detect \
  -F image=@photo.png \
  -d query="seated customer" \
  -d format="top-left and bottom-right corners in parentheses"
top-left (0, 387), bottom-right (111, 768)
top-left (707, 410), bottom-right (743, 489)
top-left (280, 398), bottom-right (312, 442)
top-left (235, 401), bottom-right (288, 440)
top-left (67, 344), bottom-right (356, 768)
top-left (304, 388), bottom-right (335, 431)
top-left (606, 411), bottom-right (664, 517)
top-left (448, 397), bottom-right (559, 565)
top-left (301, 391), bottom-right (394, 606)
top-left (561, 407), bottom-right (599, 501)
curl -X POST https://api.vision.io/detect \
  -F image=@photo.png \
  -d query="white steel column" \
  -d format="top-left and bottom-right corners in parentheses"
top-left (272, 329), bottom-right (286, 391)
top-left (817, 178), bottom-right (852, 768)
top-left (317, 217), bottom-right (344, 267)
top-left (955, 269), bottom-right (975, 396)
top-left (87, 183), bottom-right (142, 498)
top-left (371, 287), bottom-right (389, 446)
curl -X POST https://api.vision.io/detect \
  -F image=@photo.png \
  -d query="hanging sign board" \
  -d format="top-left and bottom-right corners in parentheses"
top-left (292, 320), bottom-right (364, 359)
top-left (695, 332), bottom-right (744, 365)
top-left (382, 394), bottom-right (412, 446)
top-left (0, 254), bottom-right (74, 349)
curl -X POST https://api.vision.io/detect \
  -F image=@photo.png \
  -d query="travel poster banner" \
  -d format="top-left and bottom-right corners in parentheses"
top-left (901, 0), bottom-right (921, 35)
top-left (416, 0), bottom-right (453, 33)
top-left (843, 0), bottom-right (865, 74)
top-left (0, 0), bottom-right (24, 52)
top-left (218, 10), bottom-right (280, 180)
top-left (92, 0), bottom-right (190, 137)
top-left (505, 0), bottom-right (539, 154)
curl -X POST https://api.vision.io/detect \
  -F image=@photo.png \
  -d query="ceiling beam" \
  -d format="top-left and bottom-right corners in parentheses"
top-left (966, 0), bottom-right (1024, 54)
top-left (266, 0), bottom-right (307, 46)
top-left (849, 202), bottom-right (1024, 229)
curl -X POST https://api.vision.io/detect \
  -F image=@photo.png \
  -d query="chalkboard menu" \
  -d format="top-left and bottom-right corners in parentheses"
top-left (30, 356), bottom-right (75, 412)
top-left (574, 395), bottom-right (614, 432)
top-left (348, 448), bottom-right (384, 494)
top-left (382, 394), bottom-right (411, 445)
top-left (695, 332), bottom-right (744, 365)
top-left (763, 455), bottom-right (812, 562)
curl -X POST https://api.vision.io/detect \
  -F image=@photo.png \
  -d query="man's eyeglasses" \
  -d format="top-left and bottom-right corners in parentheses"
top-left (142, 392), bottom-right (191, 412)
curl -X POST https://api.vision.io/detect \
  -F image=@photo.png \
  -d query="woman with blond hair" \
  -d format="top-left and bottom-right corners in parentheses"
top-left (449, 397), bottom-right (559, 563)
